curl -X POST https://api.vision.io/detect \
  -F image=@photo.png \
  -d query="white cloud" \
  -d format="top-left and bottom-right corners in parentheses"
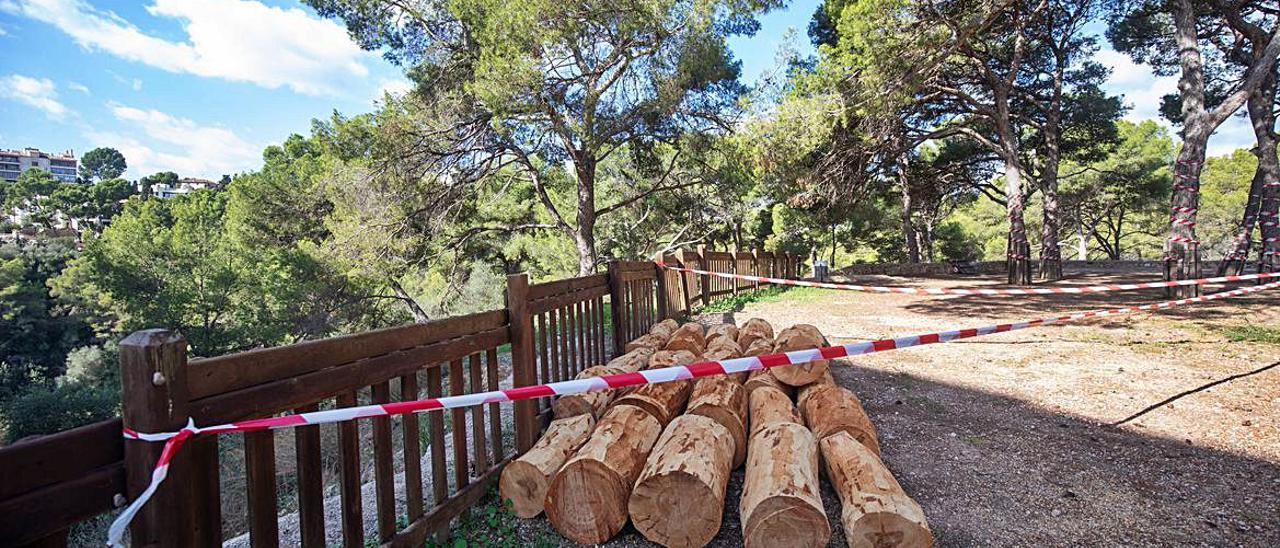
top-left (1095, 47), bottom-right (1256, 155)
top-left (10, 0), bottom-right (371, 96)
top-left (131, 78), bottom-right (142, 91)
top-left (373, 77), bottom-right (413, 102)
top-left (67, 81), bottom-right (90, 94)
top-left (86, 102), bottom-right (261, 178)
top-left (0, 74), bottom-right (71, 120)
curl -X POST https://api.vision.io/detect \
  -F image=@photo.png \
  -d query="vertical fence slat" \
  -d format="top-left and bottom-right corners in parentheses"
top-left (336, 391), bottom-right (363, 548)
top-left (486, 348), bottom-right (504, 462)
top-left (537, 312), bottom-right (551, 389)
top-left (468, 353), bottom-right (488, 472)
top-left (547, 309), bottom-right (561, 383)
top-left (245, 430), bottom-right (279, 548)
top-left (449, 359), bottom-right (469, 491)
top-left (401, 374), bottom-right (424, 522)
top-left (558, 305), bottom-right (572, 382)
top-left (577, 300), bottom-right (588, 370)
top-left (426, 367), bottom-right (447, 506)
top-left (293, 403), bottom-right (324, 548)
top-left (371, 381), bottom-right (396, 542)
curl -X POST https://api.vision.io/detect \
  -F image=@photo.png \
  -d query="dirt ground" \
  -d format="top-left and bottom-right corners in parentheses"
top-left (518, 269), bottom-right (1280, 547)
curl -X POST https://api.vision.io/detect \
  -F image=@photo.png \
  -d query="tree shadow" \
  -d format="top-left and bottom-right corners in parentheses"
top-left (801, 360), bottom-right (1280, 546)
top-left (897, 272), bottom-right (1276, 322)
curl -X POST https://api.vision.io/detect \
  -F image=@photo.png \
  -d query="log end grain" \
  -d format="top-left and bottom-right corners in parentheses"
top-left (629, 415), bottom-right (735, 548)
top-left (499, 414), bottom-right (595, 518)
top-left (820, 432), bottom-right (933, 548)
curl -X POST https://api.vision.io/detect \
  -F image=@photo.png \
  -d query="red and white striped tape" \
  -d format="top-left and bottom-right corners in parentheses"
top-left (656, 263), bottom-right (1278, 296)
top-left (107, 280), bottom-right (1280, 545)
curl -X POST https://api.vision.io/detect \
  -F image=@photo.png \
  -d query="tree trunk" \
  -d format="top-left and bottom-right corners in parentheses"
top-left (747, 385), bottom-right (801, 439)
top-left (574, 156), bottom-right (599, 276)
top-left (608, 347), bottom-right (656, 373)
top-left (629, 415), bottom-right (736, 548)
top-left (799, 385), bottom-right (880, 455)
top-left (499, 414), bottom-right (596, 518)
top-left (545, 404), bottom-right (663, 544)
top-left (1004, 162), bottom-right (1032, 285)
top-left (706, 323), bottom-right (739, 346)
top-left (895, 139), bottom-right (920, 263)
top-left (739, 422), bottom-right (830, 548)
top-left (769, 325), bottom-right (829, 387)
top-left (1252, 75), bottom-right (1280, 273)
top-left (687, 375), bottom-right (750, 468)
top-left (819, 432), bottom-right (934, 548)
top-left (552, 365), bottom-right (627, 420)
top-left (1220, 170), bottom-right (1264, 275)
top-left (389, 279), bottom-right (431, 322)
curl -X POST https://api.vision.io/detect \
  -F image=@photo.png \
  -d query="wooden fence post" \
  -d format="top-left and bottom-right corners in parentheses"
top-left (696, 245), bottom-right (711, 307)
top-left (505, 273), bottom-right (539, 452)
top-left (120, 329), bottom-right (220, 546)
top-left (606, 261), bottom-right (628, 359)
top-left (729, 247), bottom-right (740, 296)
top-left (751, 249), bottom-right (761, 291)
top-left (677, 249), bottom-right (696, 313)
top-left (653, 254), bottom-right (670, 321)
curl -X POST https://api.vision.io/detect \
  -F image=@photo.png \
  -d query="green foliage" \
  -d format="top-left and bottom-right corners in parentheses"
top-left (78, 147), bottom-right (128, 182)
top-left (0, 241), bottom-right (92, 400)
top-left (1218, 324), bottom-right (1280, 344)
top-left (1, 380), bottom-right (116, 442)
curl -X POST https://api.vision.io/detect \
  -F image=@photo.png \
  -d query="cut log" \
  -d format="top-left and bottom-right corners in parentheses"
top-left (499, 414), bottom-right (596, 518)
top-left (651, 318), bottom-right (679, 340)
top-left (626, 333), bottom-right (668, 353)
top-left (706, 323), bottom-right (739, 345)
top-left (739, 422), bottom-right (829, 548)
top-left (820, 432), bottom-right (933, 548)
top-left (687, 375), bottom-right (749, 468)
top-left (800, 385), bottom-right (880, 455)
top-left (742, 338), bottom-right (773, 358)
top-left (545, 405), bottom-right (663, 544)
top-left (648, 349), bottom-right (700, 369)
top-left (613, 379), bottom-right (694, 427)
top-left (795, 369), bottom-right (836, 410)
top-left (629, 415), bottom-right (736, 548)
top-left (744, 369), bottom-right (794, 398)
top-left (552, 365), bottom-right (626, 420)
top-left (608, 347), bottom-right (656, 373)
top-left (770, 325), bottom-right (829, 387)
top-left (747, 385), bottom-right (801, 440)
top-left (664, 323), bottom-right (706, 355)
top-left (736, 318), bottom-right (775, 349)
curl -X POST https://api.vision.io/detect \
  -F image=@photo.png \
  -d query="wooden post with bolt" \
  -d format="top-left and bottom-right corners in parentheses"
top-left (120, 329), bottom-right (220, 546)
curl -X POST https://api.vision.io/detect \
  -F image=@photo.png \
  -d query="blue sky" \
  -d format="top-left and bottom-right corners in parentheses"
top-left (0, 0), bottom-right (1256, 180)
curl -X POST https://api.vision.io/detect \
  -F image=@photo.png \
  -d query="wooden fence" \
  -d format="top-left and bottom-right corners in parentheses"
top-left (0, 248), bottom-right (801, 547)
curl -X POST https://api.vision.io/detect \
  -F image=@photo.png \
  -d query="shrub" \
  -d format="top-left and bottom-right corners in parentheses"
top-left (2, 381), bottom-right (116, 442)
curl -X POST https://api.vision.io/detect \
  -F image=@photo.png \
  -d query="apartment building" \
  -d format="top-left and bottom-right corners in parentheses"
top-left (0, 148), bottom-right (78, 183)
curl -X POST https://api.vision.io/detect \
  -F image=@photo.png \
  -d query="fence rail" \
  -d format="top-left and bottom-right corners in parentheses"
top-left (0, 247), bottom-right (801, 547)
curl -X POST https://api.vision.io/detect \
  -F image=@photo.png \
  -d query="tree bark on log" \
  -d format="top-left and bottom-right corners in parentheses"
top-left (664, 323), bottom-right (707, 355)
top-left (629, 415), bottom-right (736, 548)
top-left (546, 405), bottom-right (663, 544)
top-left (820, 432), bottom-right (933, 548)
top-left (651, 319), bottom-right (679, 340)
top-left (607, 347), bottom-right (656, 373)
top-left (613, 380), bottom-right (694, 427)
top-left (687, 375), bottom-right (749, 468)
top-left (499, 414), bottom-right (596, 518)
top-left (737, 318), bottom-right (775, 350)
top-left (553, 365), bottom-right (626, 419)
top-left (748, 385), bottom-right (802, 439)
top-left (707, 323), bottom-right (739, 345)
top-left (739, 422), bottom-right (829, 548)
top-left (744, 369), bottom-right (794, 398)
top-left (801, 385), bottom-right (880, 455)
top-left (770, 325), bottom-right (830, 387)
top-left (795, 369), bottom-right (836, 410)
top-left (626, 333), bottom-right (669, 353)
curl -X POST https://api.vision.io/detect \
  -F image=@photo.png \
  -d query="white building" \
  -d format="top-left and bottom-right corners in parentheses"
top-left (152, 177), bottom-right (219, 198)
top-left (0, 148), bottom-right (78, 183)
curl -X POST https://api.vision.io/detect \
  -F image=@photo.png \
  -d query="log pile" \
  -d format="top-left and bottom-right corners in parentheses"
top-left (507, 318), bottom-right (931, 548)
